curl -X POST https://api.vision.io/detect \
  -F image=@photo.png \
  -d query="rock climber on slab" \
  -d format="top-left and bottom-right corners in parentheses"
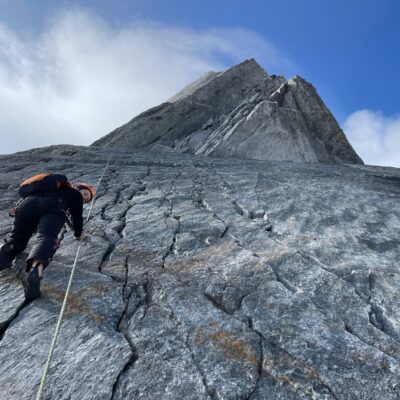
top-left (0, 173), bottom-right (95, 302)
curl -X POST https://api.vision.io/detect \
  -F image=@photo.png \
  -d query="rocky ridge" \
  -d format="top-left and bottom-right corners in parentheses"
top-left (93, 59), bottom-right (363, 165)
top-left (0, 145), bottom-right (399, 399)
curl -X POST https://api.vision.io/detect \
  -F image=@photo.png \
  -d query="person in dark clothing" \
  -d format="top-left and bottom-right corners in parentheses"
top-left (0, 174), bottom-right (95, 301)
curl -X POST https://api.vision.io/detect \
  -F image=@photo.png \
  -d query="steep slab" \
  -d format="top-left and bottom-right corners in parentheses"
top-left (0, 145), bottom-right (399, 399)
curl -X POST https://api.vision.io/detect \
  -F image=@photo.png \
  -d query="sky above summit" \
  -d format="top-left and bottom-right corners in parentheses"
top-left (0, 0), bottom-right (399, 166)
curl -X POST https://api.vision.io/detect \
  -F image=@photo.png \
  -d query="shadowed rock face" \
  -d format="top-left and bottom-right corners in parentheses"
top-left (0, 145), bottom-right (399, 399)
top-left (93, 59), bottom-right (363, 164)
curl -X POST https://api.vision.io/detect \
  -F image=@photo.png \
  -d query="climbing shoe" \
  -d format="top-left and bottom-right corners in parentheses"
top-left (0, 242), bottom-right (14, 271)
top-left (25, 268), bottom-right (42, 302)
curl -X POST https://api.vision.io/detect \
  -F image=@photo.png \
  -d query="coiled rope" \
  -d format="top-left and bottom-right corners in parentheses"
top-left (36, 157), bottom-right (112, 400)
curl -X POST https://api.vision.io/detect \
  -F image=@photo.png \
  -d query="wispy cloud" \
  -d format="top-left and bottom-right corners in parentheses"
top-left (0, 8), bottom-right (291, 154)
top-left (344, 110), bottom-right (400, 168)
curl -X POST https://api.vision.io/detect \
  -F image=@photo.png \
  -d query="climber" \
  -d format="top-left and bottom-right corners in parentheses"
top-left (0, 173), bottom-right (95, 302)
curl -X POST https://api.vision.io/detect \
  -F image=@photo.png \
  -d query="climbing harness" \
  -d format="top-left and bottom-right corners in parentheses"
top-left (8, 199), bottom-right (23, 217)
top-left (35, 157), bottom-right (112, 400)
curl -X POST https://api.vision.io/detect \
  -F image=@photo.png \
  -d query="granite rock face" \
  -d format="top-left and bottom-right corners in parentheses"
top-left (0, 145), bottom-right (398, 399)
top-left (93, 59), bottom-right (363, 164)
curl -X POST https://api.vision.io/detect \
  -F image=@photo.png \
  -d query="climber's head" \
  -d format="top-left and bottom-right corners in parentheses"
top-left (73, 183), bottom-right (96, 203)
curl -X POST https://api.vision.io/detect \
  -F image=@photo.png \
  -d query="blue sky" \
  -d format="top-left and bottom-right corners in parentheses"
top-left (0, 0), bottom-right (399, 166)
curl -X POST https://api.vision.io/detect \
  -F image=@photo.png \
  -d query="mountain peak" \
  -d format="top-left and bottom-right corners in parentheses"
top-left (93, 59), bottom-right (362, 164)
top-left (227, 57), bottom-right (267, 75)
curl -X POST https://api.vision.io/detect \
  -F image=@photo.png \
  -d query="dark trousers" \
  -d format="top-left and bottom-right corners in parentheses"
top-left (7, 195), bottom-right (65, 269)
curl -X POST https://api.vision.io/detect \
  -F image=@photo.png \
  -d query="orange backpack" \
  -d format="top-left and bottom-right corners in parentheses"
top-left (19, 173), bottom-right (70, 198)
top-left (20, 173), bottom-right (52, 186)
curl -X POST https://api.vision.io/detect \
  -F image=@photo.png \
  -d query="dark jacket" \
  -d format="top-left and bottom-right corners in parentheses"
top-left (58, 187), bottom-right (84, 237)
top-left (18, 174), bottom-right (84, 237)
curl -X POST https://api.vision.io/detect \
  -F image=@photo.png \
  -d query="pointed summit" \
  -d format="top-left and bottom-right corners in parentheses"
top-left (93, 60), bottom-right (362, 164)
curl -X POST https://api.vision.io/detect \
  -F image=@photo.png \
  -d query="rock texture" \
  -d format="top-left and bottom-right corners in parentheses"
top-left (93, 59), bottom-right (363, 164)
top-left (0, 145), bottom-right (399, 399)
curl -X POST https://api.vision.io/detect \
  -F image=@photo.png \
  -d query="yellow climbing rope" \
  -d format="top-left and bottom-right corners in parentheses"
top-left (36, 157), bottom-right (112, 400)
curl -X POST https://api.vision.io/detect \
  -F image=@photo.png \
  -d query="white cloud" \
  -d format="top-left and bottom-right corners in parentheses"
top-left (0, 8), bottom-right (291, 154)
top-left (344, 110), bottom-right (400, 168)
